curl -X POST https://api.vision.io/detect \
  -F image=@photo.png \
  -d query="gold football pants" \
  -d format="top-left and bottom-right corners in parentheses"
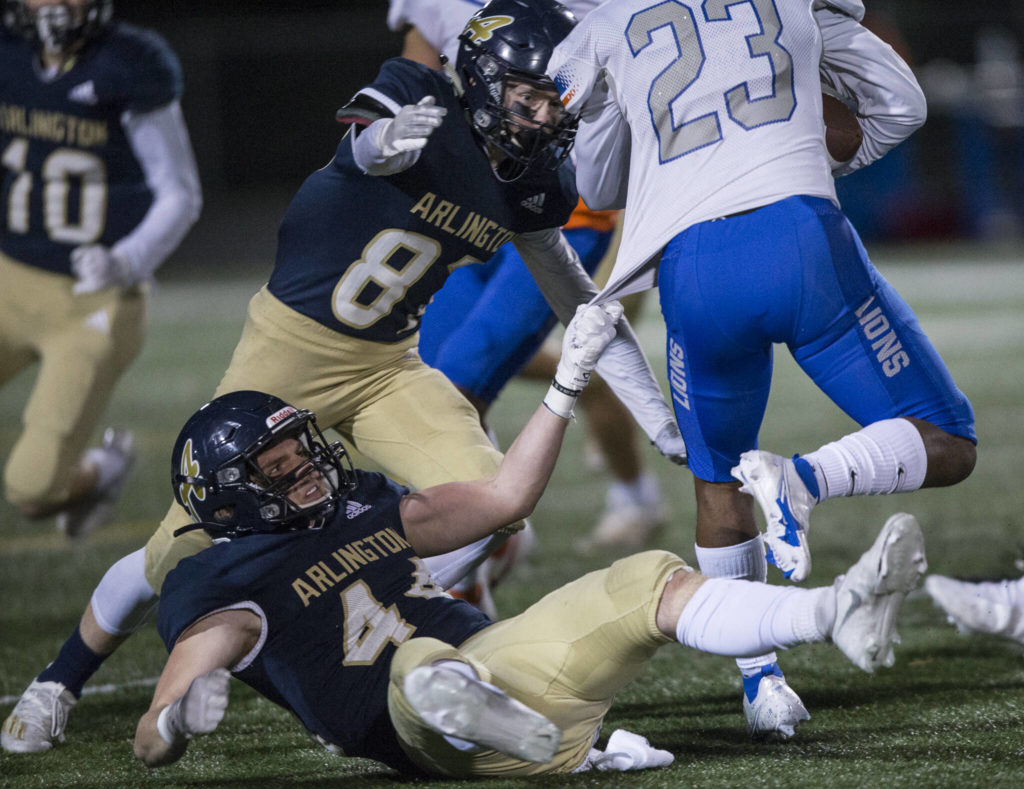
top-left (0, 253), bottom-right (144, 507)
top-left (388, 550), bottom-right (690, 776)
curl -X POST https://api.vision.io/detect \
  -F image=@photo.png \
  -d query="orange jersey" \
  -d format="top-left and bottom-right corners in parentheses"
top-left (564, 198), bottom-right (619, 233)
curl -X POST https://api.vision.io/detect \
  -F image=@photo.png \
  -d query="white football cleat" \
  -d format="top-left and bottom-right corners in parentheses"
top-left (742, 668), bottom-right (810, 741)
top-left (575, 474), bottom-right (666, 555)
top-left (832, 512), bottom-right (927, 673)
top-left (1, 679), bottom-right (76, 753)
top-left (924, 575), bottom-right (1024, 644)
top-left (732, 451), bottom-right (816, 582)
top-left (404, 665), bottom-right (561, 763)
top-left (57, 428), bottom-right (136, 539)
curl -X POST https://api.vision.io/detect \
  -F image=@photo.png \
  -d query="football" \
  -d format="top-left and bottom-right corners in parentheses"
top-left (822, 92), bottom-right (863, 163)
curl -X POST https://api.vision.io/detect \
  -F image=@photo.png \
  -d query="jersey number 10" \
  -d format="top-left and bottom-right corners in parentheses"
top-left (3, 137), bottom-right (107, 244)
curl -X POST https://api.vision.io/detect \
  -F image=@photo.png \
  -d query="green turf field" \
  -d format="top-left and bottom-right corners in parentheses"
top-left (2, 249), bottom-right (1023, 787)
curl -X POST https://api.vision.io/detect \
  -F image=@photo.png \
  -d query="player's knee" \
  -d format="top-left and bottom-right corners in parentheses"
top-left (942, 434), bottom-right (977, 485)
top-left (916, 420), bottom-right (977, 487)
top-left (655, 566), bottom-right (707, 637)
top-left (391, 637), bottom-right (484, 686)
top-left (4, 454), bottom-right (68, 515)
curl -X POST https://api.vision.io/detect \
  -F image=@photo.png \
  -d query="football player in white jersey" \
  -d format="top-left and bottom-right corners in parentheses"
top-left (549, 0), bottom-right (977, 740)
top-left (387, 0), bottom-right (669, 609)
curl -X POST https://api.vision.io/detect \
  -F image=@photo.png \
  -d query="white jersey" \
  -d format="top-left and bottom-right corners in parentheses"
top-left (388, 0), bottom-right (604, 64)
top-left (549, 0), bottom-right (926, 300)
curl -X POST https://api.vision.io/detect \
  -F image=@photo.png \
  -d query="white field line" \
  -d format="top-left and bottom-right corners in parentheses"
top-left (1, 676), bottom-right (159, 706)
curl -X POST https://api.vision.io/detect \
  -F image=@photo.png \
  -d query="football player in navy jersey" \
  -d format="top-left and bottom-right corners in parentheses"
top-left (3, 0), bottom-right (681, 755)
top-left (132, 305), bottom-right (927, 778)
top-left (0, 0), bottom-right (201, 539)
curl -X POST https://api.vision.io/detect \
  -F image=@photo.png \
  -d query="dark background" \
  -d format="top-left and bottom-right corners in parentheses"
top-left (108, 1), bottom-right (1024, 276)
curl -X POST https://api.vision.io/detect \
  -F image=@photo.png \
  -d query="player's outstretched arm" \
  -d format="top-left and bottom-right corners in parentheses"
top-left (134, 610), bottom-right (258, 767)
top-left (514, 229), bottom-right (687, 465)
top-left (351, 95), bottom-right (447, 176)
top-left (401, 304), bottom-right (621, 557)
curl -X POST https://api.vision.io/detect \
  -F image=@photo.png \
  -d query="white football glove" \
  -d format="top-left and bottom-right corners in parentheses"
top-left (588, 729), bottom-right (674, 772)
top-left (156, 667), bottom-right (231, 746)
top-left (70, 244), bottom-right (135, 294)
top-left (379, 95), bottom-right (447, 156)
top-left (654, 420), bottom-right (687, 466)
top-left (545, 302), bottom-right (623, 419)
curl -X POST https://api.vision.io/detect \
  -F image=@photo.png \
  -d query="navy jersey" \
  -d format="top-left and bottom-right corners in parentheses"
top-left (0, 24), bottom-right (182, 275)
top-left (267, 58), bottom-right (578, 343)
top-left (158, 470), bottom-right (492, 771)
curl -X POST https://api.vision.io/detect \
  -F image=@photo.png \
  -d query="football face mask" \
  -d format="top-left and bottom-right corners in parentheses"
top-left (455, 0), bottom-right (579, 181)
top-left (171, 391), bottom-right (356, 539)
top-left (4, 0), bottom-right (113, 55)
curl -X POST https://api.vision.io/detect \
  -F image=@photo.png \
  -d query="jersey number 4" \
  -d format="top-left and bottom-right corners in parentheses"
top-left (628, 0), bottom-right (796, 163)
top-left (339, 559), bottom-right (445, 665)
top-left (3, 138), bottom-right (107, 243)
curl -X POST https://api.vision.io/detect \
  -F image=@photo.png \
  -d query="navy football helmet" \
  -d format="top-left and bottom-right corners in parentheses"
top-left (3, 0), bottom-right (112, 54)
top-left (455, 0), bottom-right (578, 181)
top-left (171, 391), bottom-right (356, 539)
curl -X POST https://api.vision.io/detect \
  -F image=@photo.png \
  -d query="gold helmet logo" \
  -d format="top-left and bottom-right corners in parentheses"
top-left (465, 14), bottom-right (514, 44)
top-left (178, 438), bottom-right (206, 522)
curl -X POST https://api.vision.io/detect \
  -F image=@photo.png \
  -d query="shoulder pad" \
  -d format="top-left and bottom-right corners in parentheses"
top-left (336, 92), bottom-right (396, 127)
top-left (108, 23), bottom-right (183, 111)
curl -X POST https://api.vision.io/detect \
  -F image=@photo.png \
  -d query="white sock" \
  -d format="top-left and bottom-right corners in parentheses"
top-left (695, 537), bottom-right (775, 672)
top-left (423, 534), bottom-right (504, 590)
top-left (694, 535), bottom-right (767, 582)
top-left (89, 548), bottom-right (158, 635)
top-left (802, 418), bottom-right (927, 500)
top-left (675, 578), bottom-right (834, 655)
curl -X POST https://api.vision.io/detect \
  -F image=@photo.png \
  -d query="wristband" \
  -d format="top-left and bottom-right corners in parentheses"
top-left (156, 701), bottom-right (187, 746)
top-left (543, 379), bottom-right (578, 420)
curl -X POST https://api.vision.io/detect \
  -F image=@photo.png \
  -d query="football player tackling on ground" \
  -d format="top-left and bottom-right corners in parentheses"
top-left (3, 0), bottom-right (681, 754)
top-left (546, 0), bottom-right (976, 740)
top-left (133, 304), bottom-right (927, 777)
top-left (0, 0), bottom-right (201, 539)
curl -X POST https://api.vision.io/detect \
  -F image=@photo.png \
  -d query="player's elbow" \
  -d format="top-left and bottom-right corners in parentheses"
top-left (904, 89), bottom-right (927, 133)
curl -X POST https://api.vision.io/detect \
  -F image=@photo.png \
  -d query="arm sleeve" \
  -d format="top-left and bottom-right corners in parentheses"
top-left (571, 73), bottom-right (631, 210)
top-left (548, 20), bottom-right (631, 210)
top-left (514, 229), bottom-right (685, 461)
top-left (816, 7), bottom-right (926, 176)
top-left (112, 100), bottom-right (202, 280)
